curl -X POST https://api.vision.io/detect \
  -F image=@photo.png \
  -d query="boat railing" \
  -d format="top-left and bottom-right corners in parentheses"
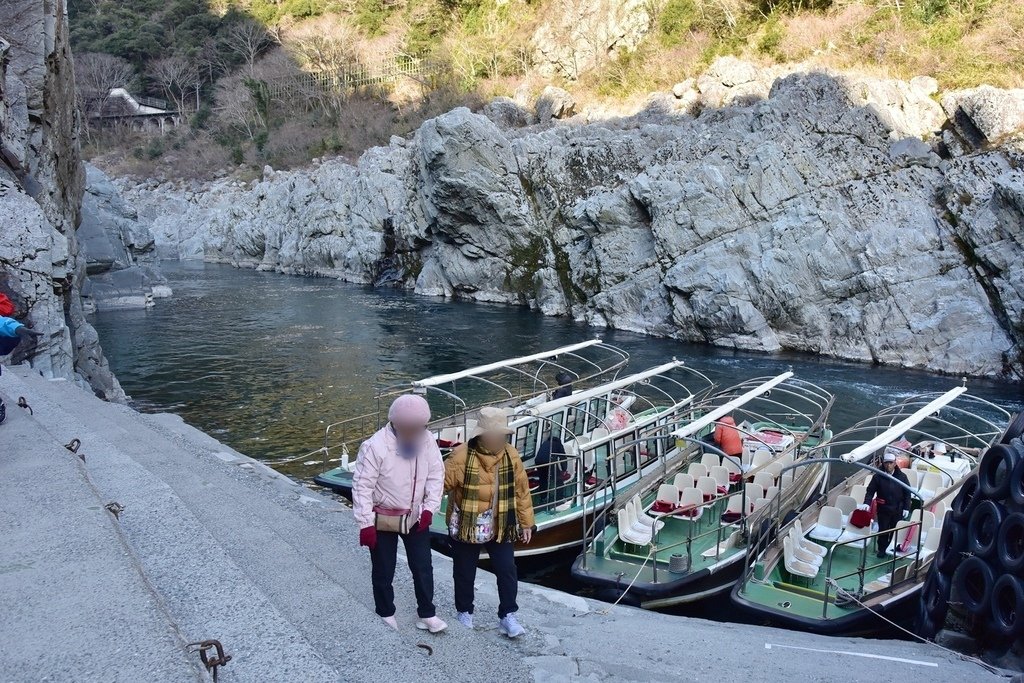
top-left (819, 520), bottom-right (926, 621)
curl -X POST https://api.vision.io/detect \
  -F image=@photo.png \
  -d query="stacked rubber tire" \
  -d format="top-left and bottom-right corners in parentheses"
top-left (918, 412), bottom-right (1024, 648)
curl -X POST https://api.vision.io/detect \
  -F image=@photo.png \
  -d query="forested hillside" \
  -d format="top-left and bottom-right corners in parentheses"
top-left (69, 0), bottom-right (1024, 178)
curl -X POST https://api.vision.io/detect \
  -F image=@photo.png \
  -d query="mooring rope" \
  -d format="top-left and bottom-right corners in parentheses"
top-left (825, 578), bottom-right (1004, 676)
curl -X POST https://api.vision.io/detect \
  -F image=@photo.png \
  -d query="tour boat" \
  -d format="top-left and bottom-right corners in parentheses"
top-left (570, 373), bottom-right (835, 607)
top-left (427, 360), bottom-right (716, 558)
top-left (730, 386), bottom-right (1010, 636)
top-left (310, 339), bottom-right (632, 496)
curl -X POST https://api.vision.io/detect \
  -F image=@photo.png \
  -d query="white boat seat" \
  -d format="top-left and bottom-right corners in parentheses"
top-left (903, 469), bottom-right (919, 489)
top-left (763, 461), bottom-right (784, 481)
top-left (723, 456), bottom-right (743, 483)
top-left (745, 483), bottom-right (764, 503)
top-left (675, 488), bottom-right (704, 520)
top-left (764, 486), bottom-right (779, 501)
top-left (850, 484), bottom-right (867, 505)
top-left (753, 471), bottom-right (775, 492)
top-left (783, 536), bottom-right (819, 580)
top-left (751, 448), bottom-right (773, 469)
top-left (791, 522), bottom-right (827, 558)
top-left (917, 471), bottom-right (943, 501)
top-left (835, 495), bottom-right (858, 519)
top-left (696, 476), bottom-right (719, 502)
top-left (701, 453), bottom-right (721, 470)
top-left (721, 494), bottom-right (748, 524)
top-left (752, 497), bottom-right (770, 512)
top-left (630, 496), bottom-right (665, 532)
top-left (918, 528), bottom-right (942, 563)
top-left (709, 465), bottom-right (731, 493)
top-left (617, 508), bottom-right (651, 546)
top-left (652, 484), bottom-right (681, 514)
top-left (788, 528), bottom-right (823, 568)
top-left (885, 521), bottom-right (919, 555)
top-left (807, 506), bottom-right (844, 543)
top-left (673, 473), bottom-right (695, 492)
top-left (687, 463), bottom-right (708, 480)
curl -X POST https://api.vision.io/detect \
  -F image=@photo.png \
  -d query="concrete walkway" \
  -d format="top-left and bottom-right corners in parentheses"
top-left (0, 364), bottom-right (1008, 682)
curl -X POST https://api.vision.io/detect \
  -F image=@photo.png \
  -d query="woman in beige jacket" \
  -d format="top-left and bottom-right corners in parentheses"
top-left (444, 406), bottom-right (535, 638)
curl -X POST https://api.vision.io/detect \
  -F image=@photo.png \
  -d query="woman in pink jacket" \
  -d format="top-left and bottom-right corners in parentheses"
top-left (352, 394), bottom-right (447, 633)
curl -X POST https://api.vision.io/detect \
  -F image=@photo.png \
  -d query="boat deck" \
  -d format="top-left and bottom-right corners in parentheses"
top-left (740, 539), bottom-right (918, 620)
top-left (582, 496), bottom-right (746, 589)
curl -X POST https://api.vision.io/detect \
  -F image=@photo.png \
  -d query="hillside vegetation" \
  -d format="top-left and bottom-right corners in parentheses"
top-left (69, 0), bottom-right (1024, 178)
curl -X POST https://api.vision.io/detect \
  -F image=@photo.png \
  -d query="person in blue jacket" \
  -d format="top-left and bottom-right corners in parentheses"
top-left (0, 315), bottom-right (42, 356)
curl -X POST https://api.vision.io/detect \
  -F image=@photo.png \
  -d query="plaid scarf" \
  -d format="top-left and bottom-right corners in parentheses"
top-left (455, 442), bottom-right (519, 544)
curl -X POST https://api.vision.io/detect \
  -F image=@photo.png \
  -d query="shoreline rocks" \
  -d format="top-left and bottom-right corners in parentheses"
top-left (116, 58), bottom-right (1024, 380)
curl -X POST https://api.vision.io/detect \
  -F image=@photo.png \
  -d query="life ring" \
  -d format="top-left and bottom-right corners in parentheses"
top-left (990, 574), bottom-right (1024, 640)
top-left (978, 443), bottom-right (1020, 500)
top-left (967, 500), bottom-right (1005, 560)
top-left (952, 556), bottom-right (995, 617)
top-left (950, 474), bottom-right (982, 525)
top-left (997, 512), bottom-right (1024, 574)
top-left (921, 569), bottom-right (951, 625)
top-left (935, 521), bottom-right (967, 575)
top-left (1010, 451), bottom-right (1024, 507)
top-left (1000, 412), bottom-right (1024, 444)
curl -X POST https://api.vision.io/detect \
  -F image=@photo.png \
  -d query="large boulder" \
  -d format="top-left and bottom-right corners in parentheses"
top-left (942, 85), bottom-right (1024, 149)
top-left (536, 86), bottom-right (576, 123)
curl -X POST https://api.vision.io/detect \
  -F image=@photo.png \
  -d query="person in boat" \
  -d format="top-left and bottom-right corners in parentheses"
top-left (708, 414), bottom-right (744, 460)
top-left (533, 433), bottom-right (568, 507)
top-left (857, 452), bottom-right (911, 558)
top-left (352, 394), bottom-right (447, 633)
top-left (444, 406), bottom-right (535, 638)
top-left (552, 371), bottom-right (574, 400)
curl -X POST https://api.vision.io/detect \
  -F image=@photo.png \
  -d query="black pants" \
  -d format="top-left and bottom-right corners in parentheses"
top-left (451, 538), bottom-right (518, 618)
top-left (370, 529), bottom-right (435, 618)
top-left (875, 508), bottom-right (899, 555)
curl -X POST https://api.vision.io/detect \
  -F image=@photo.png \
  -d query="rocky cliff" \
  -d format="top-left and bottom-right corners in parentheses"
top-left (0, 1), bottom-right (123, 399)
top-left (118, 58), bottom-right (1024, 380)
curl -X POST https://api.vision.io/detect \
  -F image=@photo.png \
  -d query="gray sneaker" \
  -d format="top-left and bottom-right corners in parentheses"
top-left (498, 613), bottom-right (525, 638)
top-left (456, 611), bottom-right (474, 629)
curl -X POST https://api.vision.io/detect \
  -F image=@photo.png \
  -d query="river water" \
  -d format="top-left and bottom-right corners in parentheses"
top-left (93, 262), bottom-right (1023, 620)
top-left (94, 261), bottom-right (1023, 481)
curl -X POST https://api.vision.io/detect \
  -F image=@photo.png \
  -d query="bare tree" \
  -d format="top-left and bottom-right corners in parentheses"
top-left (74, 52), bottom-right (135, 117)
top-left (214, 74), bottom-right (265, 141)
top-left (222, 19), bottom-right (275, 74)
top-left (149, 56), bottom-right (199, 113)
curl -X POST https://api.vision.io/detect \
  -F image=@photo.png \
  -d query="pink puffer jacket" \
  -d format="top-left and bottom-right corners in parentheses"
top-left (351, 425), bottom-right (444, 529)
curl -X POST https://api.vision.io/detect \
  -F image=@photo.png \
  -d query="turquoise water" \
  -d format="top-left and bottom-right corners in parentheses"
top-left (92, 261), bottom-right (1023, 483)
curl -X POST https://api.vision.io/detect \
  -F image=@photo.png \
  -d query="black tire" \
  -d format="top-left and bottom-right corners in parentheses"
top-left (978, 444), bottom-right (1020, 500)
top-left (997, 512), bottom-right (1024, 574)
top-left (991, 574), bottom-right (1024, 640)
top-left (915, 603), bottom-right (939, 641)
top-left (968, 500), bottom-right (1005, 559)
top-left (1000, 412), bottom-right (1024, 444)
top-left (1010, 453), bottom-right (1024, 508)
top-left (935, 521), bottom-right (967, 575)
top-left (952, 556), bottom-right (996, 617)
top-left (951, 474), bottom-right (982, 525)
top-left (921, 569), bottom-right (951, 624)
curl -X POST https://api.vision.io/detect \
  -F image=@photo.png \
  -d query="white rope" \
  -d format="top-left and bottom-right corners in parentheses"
top-left (825, 579), bottom-right (1003, 676)
top-left (585, 546), bottom-right (656, 616)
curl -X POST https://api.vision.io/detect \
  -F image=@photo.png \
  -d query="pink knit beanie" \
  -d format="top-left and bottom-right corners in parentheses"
top-left (388, 394), bottom-right (431, 427)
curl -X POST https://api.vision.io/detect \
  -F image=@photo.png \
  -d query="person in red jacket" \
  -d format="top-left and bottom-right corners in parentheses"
top-left (712, 414), bottom-right (744, 458)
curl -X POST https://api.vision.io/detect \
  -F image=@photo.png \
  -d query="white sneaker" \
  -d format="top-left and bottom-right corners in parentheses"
top-left (381, 615), bottom-right (399, 631)
top-left (456, 611), bottom-right (474, 629)
top-left (498, 613), bottom-right (525, 638)
top-left (416, 616), bottom-right (448, 633)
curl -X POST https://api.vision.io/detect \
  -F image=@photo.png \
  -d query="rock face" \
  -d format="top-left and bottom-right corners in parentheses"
top-left (79, 164), bottom-right (170, 310)
top-left (0, 1), bottom-right (123, 399)
top-left (532, 0), bottom-right (652, 80)
top-left (120, 59), bottom-right (1024, 380)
